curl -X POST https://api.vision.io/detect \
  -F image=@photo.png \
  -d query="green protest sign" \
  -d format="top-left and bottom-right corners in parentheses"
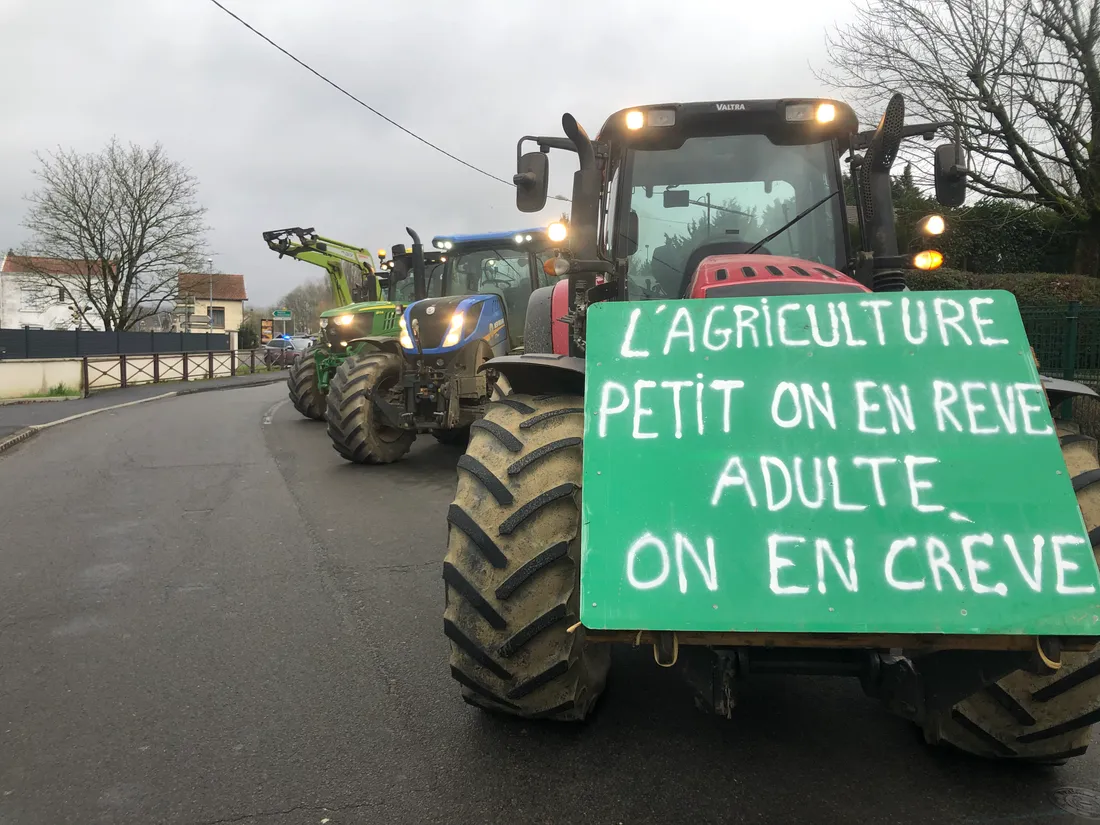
top-left (580, 290), bottom-right (1100, 635)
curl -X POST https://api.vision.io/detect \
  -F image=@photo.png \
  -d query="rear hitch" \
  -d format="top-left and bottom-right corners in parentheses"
top-left (370, 386), bottom-right (414, 430)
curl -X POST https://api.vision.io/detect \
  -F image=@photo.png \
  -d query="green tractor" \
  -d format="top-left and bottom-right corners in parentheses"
top-left (441, 94), bottom-right (1100, 766)
top-left (262, 227), bottom-right (431, 421)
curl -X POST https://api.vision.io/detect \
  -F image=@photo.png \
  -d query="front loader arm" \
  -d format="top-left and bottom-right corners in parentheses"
top-left (262, 227), bottom-right (379, 306)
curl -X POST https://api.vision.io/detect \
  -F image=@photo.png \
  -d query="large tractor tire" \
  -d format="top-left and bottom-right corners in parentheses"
top-left (325, 352), bottom-right (415, 465)
top-left (926, 418), bottom-right (1100, 763)
top-left (287, 352), bottom-right (326, 421)
top-left (442, 393), bottom-right (610, 721)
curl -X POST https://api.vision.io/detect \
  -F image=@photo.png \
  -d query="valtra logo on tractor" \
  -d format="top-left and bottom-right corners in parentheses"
top-left (440, 93), bottom-right (1100, 765)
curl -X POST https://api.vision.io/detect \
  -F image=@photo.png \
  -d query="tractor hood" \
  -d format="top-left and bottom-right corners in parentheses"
top-left (319, 300), bottom-right (398, 318)
top-left (684, 254), bottom-right (870, 299)
top-left (401, 294), bottom-right (507, 355)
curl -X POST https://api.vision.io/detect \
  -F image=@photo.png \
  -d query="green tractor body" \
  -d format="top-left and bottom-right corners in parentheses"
top-left (438, 95), bottom-right (1100, 766)
top-left (314, 301), bottom-right (402, 393)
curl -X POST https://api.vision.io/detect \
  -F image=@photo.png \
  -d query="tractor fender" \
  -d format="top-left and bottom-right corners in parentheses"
top-left (456, 337), bottom-right (495, 376)
top-left (478, 353), bottom-right (585, 396)
top-left (1041, 374), bottom-right (1098, 409)
top-left (347, 336), bottom-right (405, 357)
top-left (523, 286), bottom-right (555, 354)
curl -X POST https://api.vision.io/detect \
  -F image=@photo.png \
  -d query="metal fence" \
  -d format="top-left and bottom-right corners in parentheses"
top-left (81, 349), bottom-right (272, 396)
top-left (1019, 303), bottom-right (1100, 388)
top-left (1019, 302), bottom-right (1100, 438)
top-left (0, 328), bottom-right (230, 360)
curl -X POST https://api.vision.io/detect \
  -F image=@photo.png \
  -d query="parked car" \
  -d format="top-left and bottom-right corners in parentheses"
top-left (263, 337), bottom-right (310, 368)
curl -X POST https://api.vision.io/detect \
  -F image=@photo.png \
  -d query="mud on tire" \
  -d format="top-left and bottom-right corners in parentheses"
top-left (442, 393), bottom-right (610, 721)
top-left (926, 419), bottom-right (1100, 763)
top-left (325, 352), bottom-right (414, 464)
top-left (287, 351), bottom-right (326, 421)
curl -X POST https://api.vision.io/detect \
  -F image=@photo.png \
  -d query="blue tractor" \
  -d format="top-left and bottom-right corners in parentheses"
top-left (324, 225), bottom-right (567, 464)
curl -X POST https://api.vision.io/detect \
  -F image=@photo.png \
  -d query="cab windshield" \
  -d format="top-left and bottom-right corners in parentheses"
top-left (445, 247), bottom-right (544, 335)
top-left (393, 261), bottom-right (446, 302)
top-left (617, 133), bottom-right (845, 299)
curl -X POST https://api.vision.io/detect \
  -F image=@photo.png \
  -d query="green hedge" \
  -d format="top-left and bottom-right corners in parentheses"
top-left (907, 269), bottom-right (1100, 306)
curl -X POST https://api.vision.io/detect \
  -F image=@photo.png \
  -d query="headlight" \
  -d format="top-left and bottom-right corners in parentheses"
top-left (398, 316), bottom-right (413, 350)
top-left (547, 222), bottom-right (568, 243)
top-left (335, 314), bottom-right (354, 326)
top-left (624, 108), bottom-right (675, 129)
top-left (919, 214), bottom-right (946, 236)
top-left (442, 312), bottom-right (465, 348)
top-left (785, 102), bottom-right (837, 123)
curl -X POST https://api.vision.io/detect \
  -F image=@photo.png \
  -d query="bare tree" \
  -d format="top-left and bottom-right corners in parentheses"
top-left (19, 137), bottom-right (210, 329)
top-left (276, 278), bottom-right (332, 332)
top-left (817, 0), bottom-right (1100, 276)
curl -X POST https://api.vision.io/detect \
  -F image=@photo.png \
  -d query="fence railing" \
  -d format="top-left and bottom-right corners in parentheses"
top-left (81, 349), bottom-right (272, 397)
top-left (0, 328), bottom-right (231, 360)
top-left (1019, 302), bottom-right (1100, 389)
top-left (1018, 302), bottom-right (1100, 437)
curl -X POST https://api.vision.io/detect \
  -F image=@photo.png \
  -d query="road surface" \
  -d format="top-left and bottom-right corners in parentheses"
top-left (1, 383), bottom-right (1098, 825)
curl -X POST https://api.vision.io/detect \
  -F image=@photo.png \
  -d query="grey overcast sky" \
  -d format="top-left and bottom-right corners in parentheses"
top-left (1, 0), bottom-right (858, 307)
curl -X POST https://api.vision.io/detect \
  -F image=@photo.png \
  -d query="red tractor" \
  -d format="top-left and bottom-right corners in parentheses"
top-left (442, 93), bottom-right (1100, 764)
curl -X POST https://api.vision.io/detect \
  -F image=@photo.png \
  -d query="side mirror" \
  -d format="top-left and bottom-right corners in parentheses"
top-left (515, 151), bottom-right (549, 213)
top-left (621, 209), bottom-right (639, 256)
top-left (934, 142), bottom-right (967, 207)
top-left (663, 190), bottom-right (690, 208)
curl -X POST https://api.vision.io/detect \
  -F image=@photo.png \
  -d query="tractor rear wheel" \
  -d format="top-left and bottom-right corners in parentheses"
top-left (287, 351), bottom-right (325, 421)
top-left (923, 418), bottom-right (1100, 763)
top-left (325, 352), bottom-right (414, 465)
top-left (442, 392), bottom-right (610, 721)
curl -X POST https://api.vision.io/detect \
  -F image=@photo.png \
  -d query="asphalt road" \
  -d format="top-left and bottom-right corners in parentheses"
top-left (0, 370), bottom-right (285, 439)
top-left (2, 383), bottom-right (1100, 825)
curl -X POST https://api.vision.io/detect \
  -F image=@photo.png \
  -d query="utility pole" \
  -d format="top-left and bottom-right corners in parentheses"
top-left (207, 257), bottom-right (214, 329)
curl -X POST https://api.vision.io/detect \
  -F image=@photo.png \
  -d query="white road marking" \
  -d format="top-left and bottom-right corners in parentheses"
top-left (36, 392), bottom-right (179, 430)
top-left (263, 399), bottom-right (289, 425)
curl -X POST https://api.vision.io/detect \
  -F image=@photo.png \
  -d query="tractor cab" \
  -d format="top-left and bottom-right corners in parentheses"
top-left (611, 108), bottom-right (859, 301)
top-left (429, 228), bottom-right (562, 351)
top-left (381, 247), bottom-right (446, 304)
top-left (511, 95), bottom-right (967, 358)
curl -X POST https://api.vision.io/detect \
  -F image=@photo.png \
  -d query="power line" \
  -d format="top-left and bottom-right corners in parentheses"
top-left (205, 0), bottom-right (517, 188)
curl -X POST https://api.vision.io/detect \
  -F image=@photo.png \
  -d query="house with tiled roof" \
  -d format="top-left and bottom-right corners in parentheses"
top-left (0, 251), bottom-right (108, 330)
top-left (174, 272), bottom-right (248, 333)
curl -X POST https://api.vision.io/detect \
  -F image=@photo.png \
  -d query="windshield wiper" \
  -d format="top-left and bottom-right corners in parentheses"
top-left (744, 189), bottom-right (841, 255)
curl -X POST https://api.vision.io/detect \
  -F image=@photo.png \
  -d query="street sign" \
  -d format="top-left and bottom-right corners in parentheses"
top-left (272, 309), bottom-right (292, 319)
top-left (260, 318), bottom-right (274, 343)
top-left (580, 290), bottom-right (1100, 636)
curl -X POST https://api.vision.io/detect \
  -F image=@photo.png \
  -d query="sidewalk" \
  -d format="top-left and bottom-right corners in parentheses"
top-left (0, 371), bottom-right (287, 439)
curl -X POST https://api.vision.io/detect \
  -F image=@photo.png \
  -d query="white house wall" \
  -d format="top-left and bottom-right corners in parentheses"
top-left (0, 272), bottom-right (105, 331)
